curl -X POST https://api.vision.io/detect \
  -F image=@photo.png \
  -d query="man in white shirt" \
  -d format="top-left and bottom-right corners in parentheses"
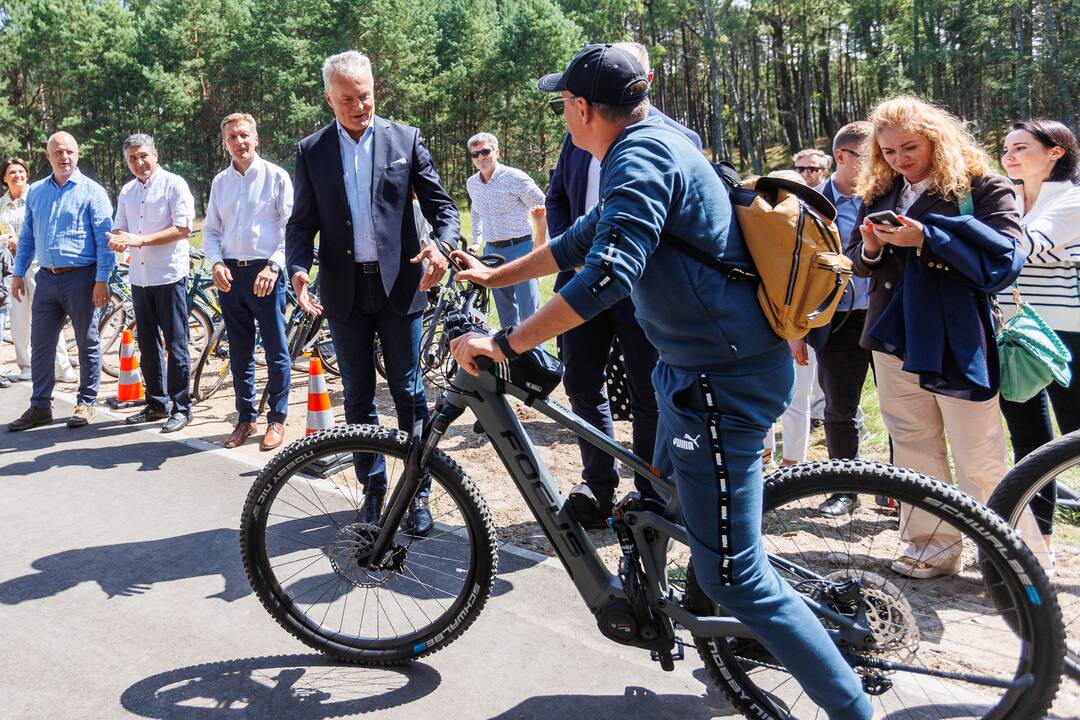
top-left (202, 113), bottom-right (294, 451)
top-left (465, 132), bottom-right (545, 327)
top-left (107, 134), bottom-right (196, 433)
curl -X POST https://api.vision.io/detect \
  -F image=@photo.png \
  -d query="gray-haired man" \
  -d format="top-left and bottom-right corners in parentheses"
top-left (107, 134), bottom-right (196, 432)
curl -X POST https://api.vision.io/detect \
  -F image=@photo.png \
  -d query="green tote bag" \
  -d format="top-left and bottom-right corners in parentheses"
top-left (996, 291), bottom-right (1073, 403)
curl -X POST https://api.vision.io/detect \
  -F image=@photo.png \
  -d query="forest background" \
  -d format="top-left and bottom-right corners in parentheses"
top-left (0, 0), bottom-right (1077, 208)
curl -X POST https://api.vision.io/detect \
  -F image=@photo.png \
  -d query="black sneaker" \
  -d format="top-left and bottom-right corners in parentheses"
top-left (567, 483), bottom-right (615, 530)
top-left (8, 406), bottom-right (52, 431)
top-left (160, 413), bottom-right (191, 433)
top-left (125, 406), bottom-right (169, 425)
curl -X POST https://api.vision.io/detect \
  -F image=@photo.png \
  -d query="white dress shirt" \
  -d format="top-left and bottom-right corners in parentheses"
top-left (113, 168), bottom-right (195, 287)
top-left (337, 122), bottom-right (378, 262)
top-left (202, 155), bottom-right (292, 268)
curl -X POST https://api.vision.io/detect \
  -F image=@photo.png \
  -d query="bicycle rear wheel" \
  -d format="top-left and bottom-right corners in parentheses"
top-left (988, 431), bottom-right (1080, 679)
top-left (689, 460), bottom-right (1064, 720)
top-left (192, 323), bottom-right (231, 403)
top-left (240, 425), bottom-right (498, 664)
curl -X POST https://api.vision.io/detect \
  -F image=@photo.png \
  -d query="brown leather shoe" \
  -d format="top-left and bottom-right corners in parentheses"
top-left (260, 422), bottom-right (286, 451)
top-left (224, 421), bottom-right (257, 449)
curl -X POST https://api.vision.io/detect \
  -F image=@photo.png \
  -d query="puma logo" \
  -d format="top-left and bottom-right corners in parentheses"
top-left (672, 433), bottom-right (701, 452)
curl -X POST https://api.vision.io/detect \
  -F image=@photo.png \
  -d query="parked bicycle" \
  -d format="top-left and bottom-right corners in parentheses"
top-left (241, 243), bottom-right (1065, 720)
top-left (988, 429), bottom-right (1080, 679)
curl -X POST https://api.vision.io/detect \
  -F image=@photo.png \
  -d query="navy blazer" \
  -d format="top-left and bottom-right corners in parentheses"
top-left (286, 118), bottom-right (459, 319)
top-left (868, 213), bottom-right (1026, 400)
top-left (546, 106), bottom-right (701, 291)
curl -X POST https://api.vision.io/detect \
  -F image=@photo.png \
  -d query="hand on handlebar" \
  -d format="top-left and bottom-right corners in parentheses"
top-left (450, 331), bottom-right (504, 376)
top-left (450, 250), bottom-right (495, 287)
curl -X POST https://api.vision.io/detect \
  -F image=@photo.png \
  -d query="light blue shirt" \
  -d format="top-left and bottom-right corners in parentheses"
top-left (820, 176), bottom-right (868, 311)
top-left (337, 121), bottom-right (378, 262)
top-left (15, 169), bottom-right (114, 283)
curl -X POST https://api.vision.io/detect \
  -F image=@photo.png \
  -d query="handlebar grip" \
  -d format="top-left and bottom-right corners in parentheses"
top-left (475, 356), bottom-right (495, 372)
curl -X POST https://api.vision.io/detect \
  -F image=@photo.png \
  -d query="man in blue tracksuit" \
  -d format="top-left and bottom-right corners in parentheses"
top-left (449, 44), bottom-right (871, 719)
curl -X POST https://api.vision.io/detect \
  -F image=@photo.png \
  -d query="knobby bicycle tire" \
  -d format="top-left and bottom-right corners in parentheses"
top-left (240, 425), bottom-right (498, 665)
top-left (988, 430), bottom-right (1080, 679)
top-left (688, 460), bottom-right (1064, 720)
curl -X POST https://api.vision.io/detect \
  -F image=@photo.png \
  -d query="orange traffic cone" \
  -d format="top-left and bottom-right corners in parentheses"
top-left (306, 355), bottom-right (334, 435)
top-left (109, 328), bottom-right (145, 409)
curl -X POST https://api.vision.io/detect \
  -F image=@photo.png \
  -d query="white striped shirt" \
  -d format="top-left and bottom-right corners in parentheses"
top-left (997, 181), bottom-right (1080, 332)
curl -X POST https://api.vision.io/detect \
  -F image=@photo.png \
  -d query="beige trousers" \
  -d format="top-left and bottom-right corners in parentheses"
top-left (872, 352), bottom-right (1049, 571)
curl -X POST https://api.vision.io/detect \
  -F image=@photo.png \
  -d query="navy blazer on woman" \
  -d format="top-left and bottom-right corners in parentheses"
top-left (286, 118), bottom-right (459, 319)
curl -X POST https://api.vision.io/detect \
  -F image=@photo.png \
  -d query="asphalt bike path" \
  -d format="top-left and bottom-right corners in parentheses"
top-left (0, 381), bottom-right (733, 719)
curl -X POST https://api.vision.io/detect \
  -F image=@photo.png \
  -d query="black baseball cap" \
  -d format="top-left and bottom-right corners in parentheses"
top-left (536, 44), bottom-right (649, 105)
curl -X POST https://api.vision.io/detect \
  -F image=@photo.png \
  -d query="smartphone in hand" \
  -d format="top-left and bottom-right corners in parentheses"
top-left (866, 210), bottom-right (904, 228)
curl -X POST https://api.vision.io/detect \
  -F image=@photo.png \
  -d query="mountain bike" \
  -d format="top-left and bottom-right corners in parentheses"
top-left (988, 429), bottom-right (1080, 679)
top-left (241, 243), bottom-right (1065, 719)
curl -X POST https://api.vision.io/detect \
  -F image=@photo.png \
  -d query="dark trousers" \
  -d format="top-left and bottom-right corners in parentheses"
top-left (560, 297), bottom-right (659, 500)
top-left (31, 265), bottom-right (100, 408)
top-left (219, 261), bottom-right (290, 424)
top-left (328, 266), bottom-right (429, 495)
top-left (815, 310), bottom-right (871, 459)
top-left (1000, 329), bottom-right (1080, 534)
top-left (132, 279), bottom-right (190, 416)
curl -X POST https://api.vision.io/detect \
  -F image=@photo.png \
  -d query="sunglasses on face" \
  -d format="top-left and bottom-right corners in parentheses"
top-left (794, 166), bottom-right (824, 174)
top-left (469, 148), bottom-right (493, 158)
top-left (547, 96), bottom-right (580, 117)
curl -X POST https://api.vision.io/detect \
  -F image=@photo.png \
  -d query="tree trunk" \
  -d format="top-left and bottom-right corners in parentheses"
top-left (1040, 0), bottom-right (1078, 135)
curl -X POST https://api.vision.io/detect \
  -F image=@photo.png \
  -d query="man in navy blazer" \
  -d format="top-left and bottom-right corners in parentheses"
top-left (545, 41), bottom-right (701, 528)
top-left (286, 50), bottom-right (459, 535)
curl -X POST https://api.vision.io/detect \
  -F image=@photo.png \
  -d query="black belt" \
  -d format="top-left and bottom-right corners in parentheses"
top-left (355, 261), bottom-right (380, 275)
top-left (224, 258), bottom-right (269, 267)
top-left (487, 235), bottom-right (530, 249)
top-left (43, 264), bottom-right (94, 275)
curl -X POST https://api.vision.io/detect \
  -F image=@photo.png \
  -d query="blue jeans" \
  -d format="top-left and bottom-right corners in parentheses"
top-left (132, 279), bottom-right (191, 416)
top-left (31, 265), bottom-right (100, 408)
top-left (328, 267), bottom-right (429, 495)
top-left (218, 261), bottom-right (290, 424)
top-left (486, 238), bottom-right (539, 328)
top-left (652, 353), bottom-right (871, 720)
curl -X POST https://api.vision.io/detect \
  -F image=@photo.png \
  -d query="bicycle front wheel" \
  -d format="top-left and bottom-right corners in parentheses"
top-left (690, 460), bottom-right (1064, 720)
top-left (240, 425), bottom-right (498, 664)
top-left (988, 431), bottom-right (1080, 679)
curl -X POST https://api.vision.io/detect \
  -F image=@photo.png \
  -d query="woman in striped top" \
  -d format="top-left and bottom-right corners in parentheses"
top-left (999, 119), bottom-right (1080, 548)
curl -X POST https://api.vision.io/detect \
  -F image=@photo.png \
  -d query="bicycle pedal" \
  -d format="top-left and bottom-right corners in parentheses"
top-left (649, 638), bottom-right (685, 671)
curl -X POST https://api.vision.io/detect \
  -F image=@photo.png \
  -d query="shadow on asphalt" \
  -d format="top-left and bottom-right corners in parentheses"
top-left (488, 685), bottom-right (727, 719)
top-left (0, 421), bottom-right (202, 473)
top-left (0, 515), bottom-right (540, 605)
top-left (120, 654), bottom-right (441, 719)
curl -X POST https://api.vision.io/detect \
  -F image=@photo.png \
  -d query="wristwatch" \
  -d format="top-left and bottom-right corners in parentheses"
top-left (493, 326), bottom-right (521, 361)
top-left (267, 260), bottom-right (282, 275)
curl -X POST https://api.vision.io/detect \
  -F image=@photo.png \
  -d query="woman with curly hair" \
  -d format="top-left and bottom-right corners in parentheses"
top-left (848, 96), bottom-right (1047, 578)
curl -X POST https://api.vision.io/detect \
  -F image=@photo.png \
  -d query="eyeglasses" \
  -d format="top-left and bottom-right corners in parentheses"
top-left (469, 148), bottom-right (493, 159)
top-left (794, 166), bottom-right (824, 174)
top-left (547, 95), bottom-right (580, 117)
top-left (837, 148), bottom-right (863, 158)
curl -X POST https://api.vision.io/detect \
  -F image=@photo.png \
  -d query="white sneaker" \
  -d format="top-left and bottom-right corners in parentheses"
top-left (8, 368), bottom-right (32, 382)
top-left (56, 369), bottom-right (78, 383)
